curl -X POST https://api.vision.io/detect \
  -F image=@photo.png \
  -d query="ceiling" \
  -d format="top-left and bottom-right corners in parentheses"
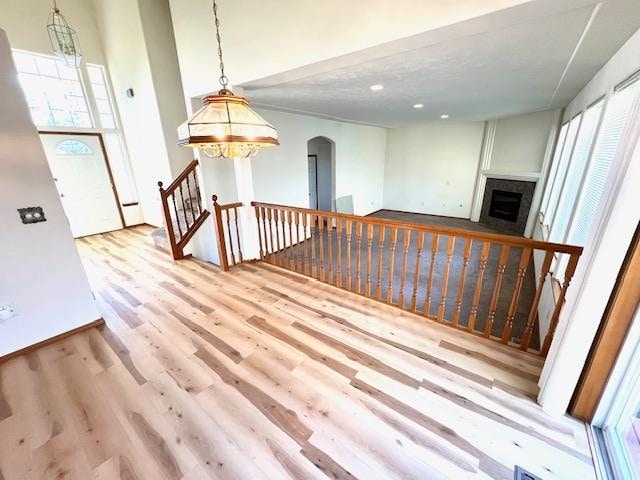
top-left (240, 0), bottom-right (640, 127)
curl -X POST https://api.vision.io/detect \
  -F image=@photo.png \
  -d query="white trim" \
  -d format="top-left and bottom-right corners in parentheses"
top-left (469, 120), bottom-right (495, 222)
top-left (479, 170), bottom-right (540, 181)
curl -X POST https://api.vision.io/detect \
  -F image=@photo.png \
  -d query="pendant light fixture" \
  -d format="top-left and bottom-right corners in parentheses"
top-left (177, 0), bottom-right (278, 159)
top-left (47, 0), bottom-right (82, 68)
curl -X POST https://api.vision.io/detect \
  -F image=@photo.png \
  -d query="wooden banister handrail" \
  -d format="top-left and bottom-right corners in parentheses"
top-left (250, 200), bottom-right (583, 357)
top-left (157, 159), bottom-right (209, 260)
top-left (160, 159), bottom-right (199, 197)
top-left (251, 201), bottom-right (583, 255)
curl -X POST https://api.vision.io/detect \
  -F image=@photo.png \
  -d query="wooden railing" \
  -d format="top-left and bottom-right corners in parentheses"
top-left (251, 201), bottom-right (583, 356)
top-left (212, 195), bottom-right (244, 271)
top-left (158, 159), bottom-right (210, 260)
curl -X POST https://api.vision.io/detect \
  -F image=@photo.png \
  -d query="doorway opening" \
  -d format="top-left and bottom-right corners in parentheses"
top-left (307, 136), bottom-right (334, 211)
top-left (40, 131), bottom-right (124, 238)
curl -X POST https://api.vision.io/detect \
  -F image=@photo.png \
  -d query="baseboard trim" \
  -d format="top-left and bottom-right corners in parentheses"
top-left (0, 318), bottom-right (105, 364)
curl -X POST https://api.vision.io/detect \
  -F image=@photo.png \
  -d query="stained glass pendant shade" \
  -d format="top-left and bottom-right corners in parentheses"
top-left (177, 0), bottom-right (278, 158)
top-left (47, 1), bottom-right (82, 68)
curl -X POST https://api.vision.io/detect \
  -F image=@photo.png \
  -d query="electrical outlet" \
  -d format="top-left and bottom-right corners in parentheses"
top-left (18, 207), bottom-right (46, 224)
top-left (0, 306), bottom-right (16, 322)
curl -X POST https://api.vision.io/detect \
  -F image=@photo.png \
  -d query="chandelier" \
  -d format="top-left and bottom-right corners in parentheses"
top-left (47, 0), bottom-right (82, 68)
top-left (177, 0), bottom-right (278, 159)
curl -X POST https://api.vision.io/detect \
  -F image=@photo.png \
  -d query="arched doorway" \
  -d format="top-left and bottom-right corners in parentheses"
top-left (307, 136), bottom-right (334, 211)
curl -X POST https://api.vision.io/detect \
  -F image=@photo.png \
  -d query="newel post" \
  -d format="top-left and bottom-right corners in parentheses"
top-left (212, 194), bottom-right (230, 271)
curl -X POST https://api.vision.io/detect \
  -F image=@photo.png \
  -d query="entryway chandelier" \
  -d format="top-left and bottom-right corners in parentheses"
top-left (177, 0), bottom-right (278, 159)
top-left (47, 0), bottom-right (82, 68)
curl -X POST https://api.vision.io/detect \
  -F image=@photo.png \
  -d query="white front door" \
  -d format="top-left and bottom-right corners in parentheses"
top-left (40, 133), bottom-right (123, 238)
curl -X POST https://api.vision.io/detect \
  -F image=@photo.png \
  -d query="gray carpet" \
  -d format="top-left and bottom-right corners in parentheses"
top-left (276, 210), bottom-right (540, 350)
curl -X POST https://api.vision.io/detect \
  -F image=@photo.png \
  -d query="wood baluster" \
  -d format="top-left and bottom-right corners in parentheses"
top-left (310, 214), bottom-right (317, 278)
top-left (336, 219), bottom-right (343, 287)
top-left (541, 253), bottom-right (580, 356)
top-left (485, 244), bottom-right (511, 338)
top-left (193, 169), bottom-right (203, 216)
top-left (178, 183), bottom-right (189, 229)
top-left (452, 238), bottom-right (472, 327)
top-left (327, 217), bottom-right (334, 285)
top-left (171, 192), bottom-right (183, 240)
top-left (260, 206), bottom-right (270, 259)
top-left (185, 174), bottom-right (196, 225)
top-left (355, 222), bottom-right (363, 294)
top-left (397, 229), bottom-right (412, 308)
top-left (386, 227), bottom-right (399, 304)
top-left (294, 211), bottom-right (302, 273)
top-left (254, 205), bottom-right (264, 260)
top-left (212, 195), bottom-right (229, 271)
top-left (225, 209), bottom-right (236, 266)
top-left (365, 224), bottom-right (374, 297)
top-left (318, 215), bottom-right (326, 282)
top-left (286, 210), bottom-right (294, 270)
top-left (423, 234), bottom-right (440, 317)
top-left (437, 236), bottom-right (457, 323)
top-left (279, 209), bottom-right (287, 269)
top-left (267, 208), bottom-right (275, 265)
top-left (520, 251), bottom-right (554, 351)
top-left (410, 232), bottom-right (425, 312)
top-left (302, 213), bottom-right (310, 276)
top-left (501, 247), bottom-right (532, 344)
top-left (276, 209), bottom-right (285, 266)
top-left (375, 226), bottom-right (386, 300)
top-left (345, 220), bottom-right (353, 290)
top-left (233, 206), bottom-right (243, 264)
top-left (468, 241), bottom-right (491, 332)
top-left (158, 182), bottom-right (180, 260)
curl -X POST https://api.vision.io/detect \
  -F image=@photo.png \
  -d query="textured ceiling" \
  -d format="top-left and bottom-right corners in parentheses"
top-left (240, 0), bottom-right (640, 127)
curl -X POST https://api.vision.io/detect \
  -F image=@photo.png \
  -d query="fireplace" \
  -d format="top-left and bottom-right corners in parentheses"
top-left (489, 189), bottom-right (522, 222)
top-left (479, 178), bottom-right (536, 235)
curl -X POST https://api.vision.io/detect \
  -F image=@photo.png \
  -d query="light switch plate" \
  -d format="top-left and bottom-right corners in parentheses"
top-left (18, 206), bottom-right (46, 224)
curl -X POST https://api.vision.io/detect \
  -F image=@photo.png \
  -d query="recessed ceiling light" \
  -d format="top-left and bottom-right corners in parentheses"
top-left (440, 114), bottom-right (449, 119)
top-left (413, 103), bottom-right (424, 109)
top-left (369, 84), bottom-right (384, 91)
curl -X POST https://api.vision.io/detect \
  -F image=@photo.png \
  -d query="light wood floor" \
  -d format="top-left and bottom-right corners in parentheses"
top-left (0, 226), bottom-right (595, 479)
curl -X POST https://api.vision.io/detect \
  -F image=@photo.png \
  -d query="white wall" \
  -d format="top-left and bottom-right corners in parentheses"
top-left (490, 109), bottom-right (559, 173)
top-left (0, 30), bottom-right (100, 356)
top-left (383, 122), bottom-right (485, 218)
top-left (93, 0), bottom-right (175, 227)
top-left (251, 109), bottom-right (387, 216)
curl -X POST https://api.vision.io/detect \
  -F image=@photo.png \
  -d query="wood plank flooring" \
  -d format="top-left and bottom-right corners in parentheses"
top-left (0, 226), bottom-right (596, 479)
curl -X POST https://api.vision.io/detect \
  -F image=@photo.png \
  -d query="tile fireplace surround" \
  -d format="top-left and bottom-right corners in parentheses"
top-left (479, 177), bottom-right (536, 235)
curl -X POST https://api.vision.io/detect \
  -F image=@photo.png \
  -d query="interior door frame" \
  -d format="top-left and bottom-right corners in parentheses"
top-left (308, 154), bottom-right (319, 210)
top-left (39, 130), bottom-right (126, 230)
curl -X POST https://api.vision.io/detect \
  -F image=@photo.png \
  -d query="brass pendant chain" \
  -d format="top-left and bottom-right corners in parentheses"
top-left (213, 0), bottom-right (229, 90)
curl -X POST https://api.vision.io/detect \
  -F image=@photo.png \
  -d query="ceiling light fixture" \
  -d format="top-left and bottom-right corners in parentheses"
top-left (47, 0), bottom-right (82, 68)
top-left (177, 0), bottom-right (278, 158)
top-left (369, 84), bottom-right (384, 91)
top-left (413, 104), bottom-right (424, 109)
top-left (440, 114), bottom-right (449, 119)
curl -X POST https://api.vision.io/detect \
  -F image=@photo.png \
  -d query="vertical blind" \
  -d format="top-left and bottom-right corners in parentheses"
top-left (543, 114), bottom-right (582, 229)
top-left (549, 100), bottom-right (604, 243)
top-left (540, 122), bottom-right (569, 218)
top-left (554, 77), bottom-right (639, 278)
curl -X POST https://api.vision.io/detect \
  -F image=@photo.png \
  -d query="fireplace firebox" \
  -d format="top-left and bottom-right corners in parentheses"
top-left (489, 189), bottom-right (522, 223)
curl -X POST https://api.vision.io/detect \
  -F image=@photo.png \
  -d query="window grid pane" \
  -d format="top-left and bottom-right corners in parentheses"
top-left (12, 51), bottom-right (92, 128)
top-left (86, 64), bottom-right (118, 129)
